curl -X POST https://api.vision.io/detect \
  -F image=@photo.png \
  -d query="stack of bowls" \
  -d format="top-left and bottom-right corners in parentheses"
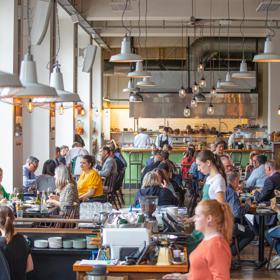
top-left (73, 239), bottom-right (86, 249)
top-left (48, 237), bottom-right (63, 249)
top-left (86, 235), bottom-right (98, 249)
top-left (34, 240), bottom-right (48, 248)
top-left (62, 240), bottom-right (73, 249)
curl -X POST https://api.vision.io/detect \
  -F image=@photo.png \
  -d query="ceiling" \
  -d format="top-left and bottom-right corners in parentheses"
top-left (79, 0), bottom-right (280, 43)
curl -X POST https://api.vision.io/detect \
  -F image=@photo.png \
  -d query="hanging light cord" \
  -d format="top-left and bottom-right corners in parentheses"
top-left (137, 0), bottom-right (142, 51)
top-left (181, 22), bottom-right (184, 86)
top-left (240, 0), bottom-right (245, 60)
top-left (27, 0), bottom-right (32, 52)
top-left (227, 0), bottom-right (230, 73)
top-left (121, 0), bottom-right (131, 35)
top-left (218, 24), bottom-right (221, 74)
top-left (144, 0), bottom-right (148, 69)
top-left (210, 0), bottom-right (213, 86)
top-left (55, 2), bottom-right (61, 62)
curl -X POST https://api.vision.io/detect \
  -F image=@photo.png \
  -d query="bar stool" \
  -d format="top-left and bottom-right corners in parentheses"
top-left (128, 151), bottom-right (144, 190)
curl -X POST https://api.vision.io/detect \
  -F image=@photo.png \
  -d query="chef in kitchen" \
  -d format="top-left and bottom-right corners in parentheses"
top-left (134, 128), bottom-right (151, 148)
top-left (155, 127), bottom-right (173, 149)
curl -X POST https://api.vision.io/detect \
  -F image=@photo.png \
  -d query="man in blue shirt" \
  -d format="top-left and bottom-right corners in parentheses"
top-left (226, 171), bottom-right (255, 256)
top-left (22, 156), bottom-right (39, 192)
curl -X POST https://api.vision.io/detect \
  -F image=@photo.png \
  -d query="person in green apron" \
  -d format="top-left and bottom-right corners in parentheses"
top-left (187, 150), bottom-right (227, 251)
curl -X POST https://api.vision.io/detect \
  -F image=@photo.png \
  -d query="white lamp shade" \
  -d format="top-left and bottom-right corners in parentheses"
top-left (19, 53), bottom-right (37, 85)
top-left (33, 89), bottom-right (81, 103)
top-left (110, 35), bottom-right (142, 63)
top-left (50, 65), bottom-right (64, 90)
top-left (128, 61), bottom-right (151, 78)
top-left (136, 77), bottom-right (156, 87)
top-left (220, 72), bottom-right (238, 88)
top-left (253, 36), bottom-right (280, 62)
top-left (16, 83), bottom-right (57, 98)
top-left (232, 60), bottom-right (255, 79)
top-left (123, 79), bottom-right (136, 93)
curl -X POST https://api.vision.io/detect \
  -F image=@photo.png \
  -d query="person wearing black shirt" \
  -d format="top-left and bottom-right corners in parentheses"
top-left (0, 206), bottom-right (33, 280)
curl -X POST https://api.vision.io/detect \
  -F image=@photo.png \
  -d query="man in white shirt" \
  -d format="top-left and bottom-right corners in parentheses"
top-left (155, 127), bottom-right (173, 149)
top-left (134, 129), bottom-right (151, 148)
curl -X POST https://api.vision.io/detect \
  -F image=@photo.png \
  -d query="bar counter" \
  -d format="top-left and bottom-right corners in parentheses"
top-left (121, 148), bottom-right (272, 187)
top-left (73, 261), bottom-right (188, 280)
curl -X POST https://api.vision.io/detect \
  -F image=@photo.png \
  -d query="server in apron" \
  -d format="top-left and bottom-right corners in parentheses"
top-left (155, 127), bottom-right (173, 149)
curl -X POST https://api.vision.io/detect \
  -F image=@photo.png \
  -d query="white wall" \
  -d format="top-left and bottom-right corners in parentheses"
top-left (0, 0), bottom-right (17, 191)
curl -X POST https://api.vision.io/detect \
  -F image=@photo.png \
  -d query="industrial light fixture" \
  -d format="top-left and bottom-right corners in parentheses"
top-left (199, 76), bottom-right (206, 88)
top-left (183, 105), bottom-right (191, 117)
top-left (210, 86), bottom-right (216, 95)
top-left (136, 76), bottom-right (156, 87)
top-left (123, 79), bottom-right (136, 93)
top-left (190, 97), bottom-right (197, 107)
top-left (253, 35), bottom-right (280, 62)
top-left (207, 102), bottom-right (215, 115)
top-left (110, 34), bottom-right (142, 63)
top-left (232, 0), bottom-right (256, 79)
top-left (129, 93), bottom-right (143, 102)
top-left (178, 87), bottom-right (187, 98)
top-left (103, 96), bottom-right (111, 102)
top-left (220, 72), bottom-right (238, 88)
top-left (278, 105), bottom-right (280, 116)
top-left (128, 61), bottom-right (151, 78)
top-left (192, 82), bottom-right (200, 94)
top-left (0, 71), bottom-right (23, 98)
top-left (197, 62), bottom-right (204, 73)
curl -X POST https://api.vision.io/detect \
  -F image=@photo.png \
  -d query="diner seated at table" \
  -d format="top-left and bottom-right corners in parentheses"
top-left (245, 151), bottom-right (258, 180)
top-left (0, 168), bottom-right (10, 203)
top-left (35, 160), bottom-right (56, 193)
top-left (97, 146), bottom-right (117, 182)
top-left (163, 200), bottom-right (233, 280)
top-left (220, 154), bottom-right (235, 173)
top-left (135, 171), bottom-right (178, 207)
top-left (54, 146), bottom-right (66, 166)
top-left (245, 155), bottom-right (268, 190)
top-left (141, 151), bottom-right (163, 181)
top-left (77, 155), bottom-right (104, 202)
top-left (252, 160), bottom-right (280, 203)
top-left (265, 194), bottom-right (280, 256)
top-left (0, 206), bottom-right (34, 280)
top-left (213, 139), bottom-right (227, 157)
top-left (145, 144), bottom-right (158, 166)
top-left (47, 165), bottom-right (79, 213)
top-left (22, 156), bottom-right (39, 192)
top-left (225, 171), bottom-right (255, 256)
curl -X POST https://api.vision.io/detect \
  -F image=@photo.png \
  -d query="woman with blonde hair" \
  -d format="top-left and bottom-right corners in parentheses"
top-left (134, 171), bottom-right (178, 207)
top-left (164, 200), bottom-right (233, 280)
top-left (0, 206), bottom-right (33, 280)
top-left (48, 165), bottom-right (79, 212)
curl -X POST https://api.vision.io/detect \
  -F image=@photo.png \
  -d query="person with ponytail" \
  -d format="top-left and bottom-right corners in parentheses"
top-left (196, 149), bottom-right (227, 203)
top-left (0, 206), bottom-right (33, 280)
top-left (163, 200), bottom-right (233, 280)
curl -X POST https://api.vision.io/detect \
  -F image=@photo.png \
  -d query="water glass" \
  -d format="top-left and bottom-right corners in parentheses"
top-left (16, 210), bottom-right (24, 218)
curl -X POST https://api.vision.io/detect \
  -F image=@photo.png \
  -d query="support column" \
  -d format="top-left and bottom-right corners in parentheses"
top-left (0, 0), bottom-right (19, 191)
top-left (268, 31), bottom-right (280, 134)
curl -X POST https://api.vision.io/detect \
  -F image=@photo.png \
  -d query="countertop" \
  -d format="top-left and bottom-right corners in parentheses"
top-left (121, 148), bottom-right (272, 153)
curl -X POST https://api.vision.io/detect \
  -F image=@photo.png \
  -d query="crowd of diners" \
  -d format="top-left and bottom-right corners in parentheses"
top-left (1, 133), bottom-right (280, 279)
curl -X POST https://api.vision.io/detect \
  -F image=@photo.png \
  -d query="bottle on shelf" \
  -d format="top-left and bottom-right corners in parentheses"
top-left (35, 191), bottom-right (41, 206)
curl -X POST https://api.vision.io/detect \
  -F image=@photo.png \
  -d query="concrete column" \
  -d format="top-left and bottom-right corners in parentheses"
top-left (55, 6), bottom-right (75, 149)
top-left (22, 0), bottom-right (52, 174)
top-left (268, 31), bottom-right (280, 134)
top-left (91, 45), bottom-right (103, 154)
top-left (0, 0), bottom-right (19, 191)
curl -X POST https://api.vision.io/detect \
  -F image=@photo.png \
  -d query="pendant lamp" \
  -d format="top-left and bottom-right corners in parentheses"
top-left (128, 61), bottom-right (151, 78)
top-left (129, 93), bottom-right (143, 102)
top-left (183, 105), bottom-right (191, 117)
top-left (136, 76), bottom-right (156, 87)
top-left (232, 60), bottom-right (255, 79)
top-left (207, 103), bottom-right (215, 115)
top-left (110, 34), bottom-right (142, 63)
top-left (190, 97), bottom-right (197, 107)
top-left (123, 79), bottom-right (137, 93)
top-left (253, 36), bottom-right (280, 63)
top-left (0, 71), bottom-right (23, 98)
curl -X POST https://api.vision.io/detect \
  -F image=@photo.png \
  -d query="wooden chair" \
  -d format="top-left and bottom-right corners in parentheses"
top-left (267, 236), bottom-right (280, 270)
top-left (54, 204), bottom-right (80, 228)
top-left (105, 173), bottom-right (122, 210)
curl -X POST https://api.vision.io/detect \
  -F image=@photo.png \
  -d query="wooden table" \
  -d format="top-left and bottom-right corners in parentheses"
top-left (73, 261), bottom-right (188, 280)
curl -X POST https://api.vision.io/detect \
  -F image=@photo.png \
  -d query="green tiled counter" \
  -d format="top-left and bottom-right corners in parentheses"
top-left (121, 148), bottom-right (272, 188)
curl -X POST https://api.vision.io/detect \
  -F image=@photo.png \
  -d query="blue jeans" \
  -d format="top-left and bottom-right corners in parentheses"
top-left (265, 225), bottom-right (280, 254)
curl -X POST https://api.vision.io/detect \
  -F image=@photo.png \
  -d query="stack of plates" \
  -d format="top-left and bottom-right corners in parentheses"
top-left (73, 239), bottom-right (86, 249)
top-left (63, 240), bottom-right (73, 249)
top-left (48, 237), bottom-right (63, 249)
top-left (34, 240), bottom-right (48, 248)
